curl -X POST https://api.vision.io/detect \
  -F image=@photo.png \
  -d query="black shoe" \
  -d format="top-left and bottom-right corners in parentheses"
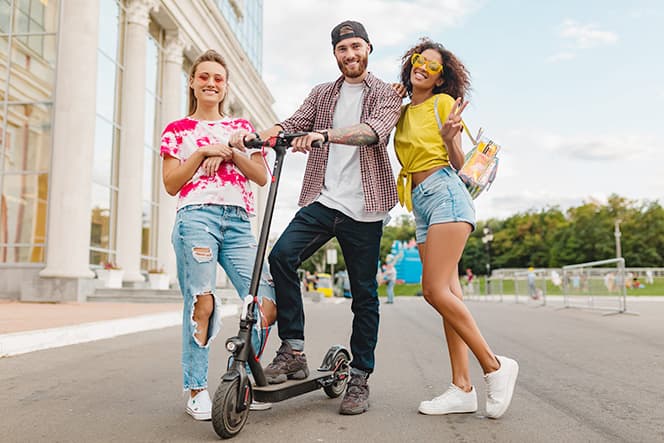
top-left (339, 373), bottom-right (370, 415)
top-left (263, 342), bottom-right (309, 384)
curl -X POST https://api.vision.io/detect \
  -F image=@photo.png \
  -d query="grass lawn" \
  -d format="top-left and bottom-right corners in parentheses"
top-left (480, 276), bottom-right (664, 296)
top-left (377, 283), bottom-right (421, 297)
top-left (375, 277), bottom-right (664, 297)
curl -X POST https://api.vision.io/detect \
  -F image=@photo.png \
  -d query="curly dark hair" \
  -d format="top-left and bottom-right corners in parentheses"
top-left (399, 38), bottom-right (471, 100)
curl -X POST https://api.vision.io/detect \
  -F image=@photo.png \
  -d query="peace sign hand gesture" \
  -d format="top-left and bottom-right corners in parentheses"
top-left (440, 97), bottom-right (469, 143)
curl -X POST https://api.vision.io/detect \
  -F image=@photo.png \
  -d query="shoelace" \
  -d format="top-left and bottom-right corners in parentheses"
top-left (346, 378), bottom-right (367, 399)
top-left (267, 347), bottom-right (296, 368)
top-left (485, 377), bottom-right (501, 400)
top-left (432, 387), bottom-right (456, 402)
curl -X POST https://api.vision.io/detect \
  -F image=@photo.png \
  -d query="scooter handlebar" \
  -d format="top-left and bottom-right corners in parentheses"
top-left (243, 131), bottom-right (322, 149)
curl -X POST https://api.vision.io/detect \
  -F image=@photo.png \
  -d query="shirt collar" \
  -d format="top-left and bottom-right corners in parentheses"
top-left (333, 72), bottom-right (376, 92)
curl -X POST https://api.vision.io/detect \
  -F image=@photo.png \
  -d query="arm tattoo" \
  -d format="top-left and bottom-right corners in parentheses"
top-left (328, 123), bottom-right (378, 146)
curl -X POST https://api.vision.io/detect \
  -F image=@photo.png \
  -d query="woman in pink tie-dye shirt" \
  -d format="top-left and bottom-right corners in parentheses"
top-left (160, 49), bottom-right (276, 420)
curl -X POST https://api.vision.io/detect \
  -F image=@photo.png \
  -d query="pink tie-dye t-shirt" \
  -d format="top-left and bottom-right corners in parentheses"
top-left (160, 117), bottom-right (264, 214)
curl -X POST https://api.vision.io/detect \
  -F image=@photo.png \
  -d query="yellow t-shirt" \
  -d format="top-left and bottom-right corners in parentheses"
top-left (394, 93), bottom-right (456, 211)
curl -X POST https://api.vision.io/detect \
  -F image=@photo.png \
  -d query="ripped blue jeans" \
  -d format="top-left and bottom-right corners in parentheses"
top-left (172, 204), bottom-right (275, 391)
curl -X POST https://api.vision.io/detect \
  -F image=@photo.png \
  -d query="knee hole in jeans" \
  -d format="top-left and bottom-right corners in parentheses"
top-left (191, 292), bottom-right (214, 347)
top-left (191, 247), bottom-right (213, 263)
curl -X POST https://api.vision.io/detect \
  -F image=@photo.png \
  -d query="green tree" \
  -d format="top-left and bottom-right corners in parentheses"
top-left (300, 239), bottom-right (345, 274)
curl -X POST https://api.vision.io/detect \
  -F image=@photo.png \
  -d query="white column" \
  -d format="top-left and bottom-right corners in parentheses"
top-left (115, 0), bottom-right (158, 283)
top-left (157, 31), bottom-right (186, 284)
top-left (39, 0), bottom-right (99, 279)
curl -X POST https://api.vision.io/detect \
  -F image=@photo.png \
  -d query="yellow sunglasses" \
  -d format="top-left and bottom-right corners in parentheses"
top-left (410, 53), bottom-right (443, 75)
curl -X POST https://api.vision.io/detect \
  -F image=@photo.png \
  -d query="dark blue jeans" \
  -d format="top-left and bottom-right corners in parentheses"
top-left (268, 202), bottom-right (383, 373)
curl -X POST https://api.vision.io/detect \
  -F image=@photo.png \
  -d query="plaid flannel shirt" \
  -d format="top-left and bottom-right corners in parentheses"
top-left (279, 73), bottom-right (402, 213)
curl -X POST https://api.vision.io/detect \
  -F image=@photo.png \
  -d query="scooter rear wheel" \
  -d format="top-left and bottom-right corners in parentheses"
top-left (212, 378), bottom-right (250, 438)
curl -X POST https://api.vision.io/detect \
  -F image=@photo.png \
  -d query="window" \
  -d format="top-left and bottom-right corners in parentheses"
top-left (90, 0), bottom-right (124, 267)
top-left (141, 29), bottom-right (163, 271)
top-left (214, 0), bottom-right (263, 72)
top-left (0, 0), bottom-right (58, 264)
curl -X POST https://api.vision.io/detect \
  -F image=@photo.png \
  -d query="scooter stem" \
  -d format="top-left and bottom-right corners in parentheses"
top-left (246, 142), bottom-right (287, 301)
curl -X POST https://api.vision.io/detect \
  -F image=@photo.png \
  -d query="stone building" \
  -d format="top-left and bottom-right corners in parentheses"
top-left (0, 0), bottom-right (277, 300)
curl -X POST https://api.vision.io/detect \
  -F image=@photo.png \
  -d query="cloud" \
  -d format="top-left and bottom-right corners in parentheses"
top-left (263, 0), bottom-right (483, 118)
top-left (627, 7), bottom-right (659, 20)
top-left (265, 1), bottom-right (483, 47)
top-left (482, 190), bottom-right (583, 217)
top-left (558, 19), bottom-right (618, 49)
top-left (545, 51), bottom-right (576, 63)
top-left (504, 129), bottom-right (660, 162)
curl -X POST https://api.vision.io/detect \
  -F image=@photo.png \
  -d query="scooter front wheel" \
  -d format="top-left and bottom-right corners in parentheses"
top-left (212, 378), bottom-right (250, 439)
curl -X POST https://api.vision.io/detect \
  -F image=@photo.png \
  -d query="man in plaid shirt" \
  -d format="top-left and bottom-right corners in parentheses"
top-left (239, 20), bottom-right (402, 415)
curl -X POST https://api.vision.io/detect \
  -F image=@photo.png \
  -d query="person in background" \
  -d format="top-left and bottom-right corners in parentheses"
top-left (383, 256), bottom-right (397, 304)
top-left (465, 268), bottom-right (475, 294)
top-left (393, 38), bottom-right (519, 419)
top-left (160, 49), bottom-right (276, 420)
top-left (527, 267), bottom-right (537, 299)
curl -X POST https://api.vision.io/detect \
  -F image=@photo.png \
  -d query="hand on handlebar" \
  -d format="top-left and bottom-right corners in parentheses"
top-left (229, 130), bottom-right (254, 152)
top-left (290, 132), bottom-right (325, 153)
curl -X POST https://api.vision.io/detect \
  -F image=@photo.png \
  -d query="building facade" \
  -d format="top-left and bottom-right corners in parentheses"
top-left (0, 0), bottom-right (276, 300)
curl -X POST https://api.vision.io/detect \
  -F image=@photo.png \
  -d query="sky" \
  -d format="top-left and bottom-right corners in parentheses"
top-left (259, 0), bottom-right (664, 236)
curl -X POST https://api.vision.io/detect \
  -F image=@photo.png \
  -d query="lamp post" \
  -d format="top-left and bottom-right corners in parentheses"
top-left (614, 219), bottom-right (622, 259)
top-left (482, 226), bottom-right (494, 294)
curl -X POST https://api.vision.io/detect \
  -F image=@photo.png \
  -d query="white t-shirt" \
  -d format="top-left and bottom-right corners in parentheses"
top-left (160, 116), bottom-right (264, 214)
top-left (317, 81), bottom-right (388, 222)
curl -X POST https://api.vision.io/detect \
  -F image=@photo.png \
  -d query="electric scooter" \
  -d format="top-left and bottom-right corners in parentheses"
top-left (211, 132), bottom-right (351, 439)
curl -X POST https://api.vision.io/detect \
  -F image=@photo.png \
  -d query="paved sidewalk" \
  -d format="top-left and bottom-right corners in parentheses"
top-left (0, 300), bottom-right (238, 357)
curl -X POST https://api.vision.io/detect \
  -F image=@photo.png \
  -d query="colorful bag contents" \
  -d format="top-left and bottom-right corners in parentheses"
top-left (458, 137), bottom-right (500, 199)
top-left (434, 96), bottom-right (500, 199)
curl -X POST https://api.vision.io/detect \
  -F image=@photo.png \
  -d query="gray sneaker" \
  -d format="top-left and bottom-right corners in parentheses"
top-left (339, 373), bottom-right (370, 415)
top-left (264, 342), bottom-right (309, 384)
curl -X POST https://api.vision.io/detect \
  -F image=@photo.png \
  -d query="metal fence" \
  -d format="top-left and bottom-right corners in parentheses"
top-left (512, 270), bottom-right (547, 307)
top-left (464, 260), bottom-right (639, 315)
top-left (561, 258), bottom-right (629, 315)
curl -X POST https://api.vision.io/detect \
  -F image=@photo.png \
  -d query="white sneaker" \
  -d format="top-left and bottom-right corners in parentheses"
top-left (249, 400), bottom-right (272, 411)
top-left (186, 390), bottom-right (212, 421)
top-left (484, 355), bottom-right (519, 419)
top-left (418, 383), bottom-right (478, 415)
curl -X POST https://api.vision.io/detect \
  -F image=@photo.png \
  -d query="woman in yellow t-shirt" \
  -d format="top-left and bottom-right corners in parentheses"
top-left (394, 38), bottom-right (518, 419)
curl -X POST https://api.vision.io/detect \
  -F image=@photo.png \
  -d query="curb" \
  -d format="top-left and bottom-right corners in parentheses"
top-left (0, 304), bottom-right (239, 358)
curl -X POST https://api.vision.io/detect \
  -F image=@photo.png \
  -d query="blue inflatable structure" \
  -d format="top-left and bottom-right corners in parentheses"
top-left (390, 240), bottom-right (422, 284)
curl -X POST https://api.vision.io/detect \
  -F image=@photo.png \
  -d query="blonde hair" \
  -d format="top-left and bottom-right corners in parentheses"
top-left (187, 49), bottom-right (229, 116)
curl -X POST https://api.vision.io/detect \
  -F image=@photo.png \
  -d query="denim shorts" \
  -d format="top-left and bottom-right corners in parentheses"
top-left (412, 166), bottom-right (476, 243)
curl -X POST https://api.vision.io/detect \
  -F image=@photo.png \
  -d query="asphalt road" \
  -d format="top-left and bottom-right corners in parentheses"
top-left (2, 297), bottom-right (663, 442)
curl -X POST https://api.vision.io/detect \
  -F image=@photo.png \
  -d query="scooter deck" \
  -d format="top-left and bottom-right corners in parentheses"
top-left (252, 369), bottom-right (334, 403)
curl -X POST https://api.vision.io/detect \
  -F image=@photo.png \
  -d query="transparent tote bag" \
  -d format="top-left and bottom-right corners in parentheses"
top-left (434, 96), bottom-right (500, 199)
